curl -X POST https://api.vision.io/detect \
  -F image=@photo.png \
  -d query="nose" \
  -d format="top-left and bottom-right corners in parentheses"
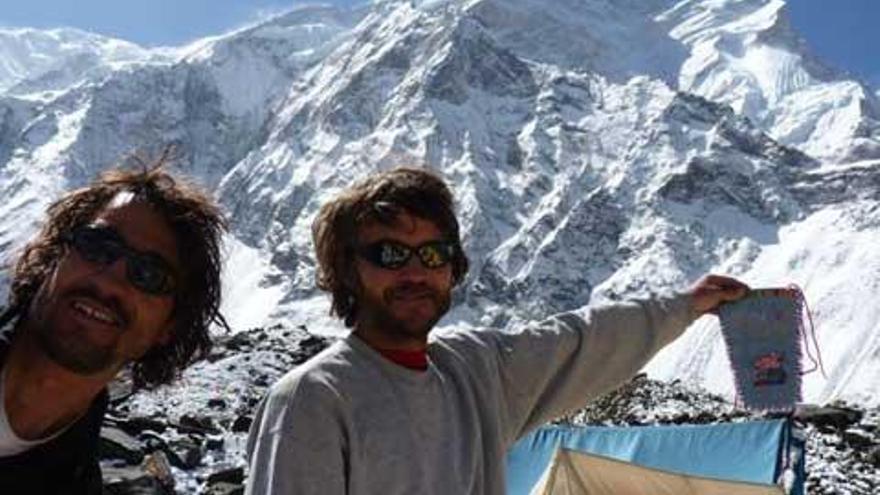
top-left (91, 256), bottom-right (134, 295)
top-left (396, 255), bottom-right (429, 282)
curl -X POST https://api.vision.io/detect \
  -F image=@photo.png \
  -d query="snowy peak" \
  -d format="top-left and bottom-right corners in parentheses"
top-left (660, 0), bottom-right (879, 163)
top-left (0, 27), bottom-right (168, 97)
top-left (179, 4), bottom-right (366, 118)
top-left (465, 0), bottom-right (685, 83)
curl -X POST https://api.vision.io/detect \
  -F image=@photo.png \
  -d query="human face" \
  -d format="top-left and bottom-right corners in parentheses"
top-left (28, 195), bottom-right (179, 376)
top-left (353, 211), bottom-right (454, 349)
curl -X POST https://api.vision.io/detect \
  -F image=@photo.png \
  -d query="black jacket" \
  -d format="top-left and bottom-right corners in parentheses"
top-left (0, 314), bottom-right (108, 495)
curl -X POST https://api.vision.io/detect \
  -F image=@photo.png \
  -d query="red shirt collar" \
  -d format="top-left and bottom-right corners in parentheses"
top-left (375, 347), bottom-right (429, 371)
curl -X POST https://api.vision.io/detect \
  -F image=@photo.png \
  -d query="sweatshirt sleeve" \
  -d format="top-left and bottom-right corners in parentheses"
top-left (245, 372), bottom-right (349, 495)
top-left (490, 292), bottom-right (698, 441)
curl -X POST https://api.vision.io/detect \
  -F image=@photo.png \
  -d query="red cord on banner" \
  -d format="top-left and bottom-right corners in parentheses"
top-left (789, 284), bottom-right (827, 378)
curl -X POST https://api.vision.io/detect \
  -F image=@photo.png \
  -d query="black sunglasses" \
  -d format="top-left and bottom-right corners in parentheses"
top-left (63, 225), bottom-right (178, 296)
top-left (357, 240), bottom-right (456, 270)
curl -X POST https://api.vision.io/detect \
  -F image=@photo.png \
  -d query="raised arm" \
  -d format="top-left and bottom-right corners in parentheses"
top-left (477, 275), bottom-right (747, 441)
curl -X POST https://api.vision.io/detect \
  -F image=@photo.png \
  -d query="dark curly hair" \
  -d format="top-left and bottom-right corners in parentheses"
top-left (312, 167), bottom-right (469, 328)
top-left (2, 152), bottom-right (228, 388)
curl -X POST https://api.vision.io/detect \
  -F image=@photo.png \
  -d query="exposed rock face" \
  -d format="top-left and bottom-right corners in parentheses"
top-left (101, 326), bottom-right (333, 493)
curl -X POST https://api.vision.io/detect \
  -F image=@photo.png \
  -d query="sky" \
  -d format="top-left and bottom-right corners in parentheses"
top-left (1, 0), bottom-right (878, 87)
top-left (786, 0), bottom-right (879, 87)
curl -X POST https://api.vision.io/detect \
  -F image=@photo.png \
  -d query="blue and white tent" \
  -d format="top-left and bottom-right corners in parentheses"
top-left (506, 419), bottom-right (805, 495)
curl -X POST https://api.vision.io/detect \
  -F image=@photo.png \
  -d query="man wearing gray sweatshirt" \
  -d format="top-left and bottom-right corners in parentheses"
top-left (245, 167), bottom-right (748, 495)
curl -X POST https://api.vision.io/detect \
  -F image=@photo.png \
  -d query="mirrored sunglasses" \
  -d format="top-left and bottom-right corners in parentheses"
top-left (357, 240), bottom-right (456, 270)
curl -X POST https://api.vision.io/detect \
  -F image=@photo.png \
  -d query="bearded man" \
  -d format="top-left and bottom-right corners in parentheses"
top-left (246, 167), bottom-right (748, 494)
top-left (0, 162), bottom-right (227, 494)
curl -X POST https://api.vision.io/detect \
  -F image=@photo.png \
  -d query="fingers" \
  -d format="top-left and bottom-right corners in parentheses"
top-left (718, 283), bottom-right (749, 302)
top-left (700, 274), bottom-right (750, 293)
top-left (690, 274), bottom-right (750, 315)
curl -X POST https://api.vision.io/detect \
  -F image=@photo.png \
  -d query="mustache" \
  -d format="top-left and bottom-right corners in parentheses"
top-left (385, 283), bottom-right (439, 300)
top-left (65, 285), bottom-right (131, 328)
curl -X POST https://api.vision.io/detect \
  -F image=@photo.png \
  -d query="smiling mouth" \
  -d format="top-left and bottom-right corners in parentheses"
top-left (71, 299), bottom-right (121, 327)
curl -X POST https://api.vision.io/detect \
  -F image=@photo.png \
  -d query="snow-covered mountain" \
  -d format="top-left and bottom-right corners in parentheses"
top-left (1, 0), bottom-right (878, 407)
top-left (0, 27), bottom-right (171, 97)
top-left (662, 0), bottom-right (880, 163)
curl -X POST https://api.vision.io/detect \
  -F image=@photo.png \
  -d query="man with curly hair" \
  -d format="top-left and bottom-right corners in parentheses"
top-left (0, 157), bottom-right (228, 494)
top-left (246, 167), bottom-right (749, 495)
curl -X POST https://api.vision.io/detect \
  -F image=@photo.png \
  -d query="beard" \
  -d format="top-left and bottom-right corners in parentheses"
top-left (28, 283), bottom-right (122, 375)
top-left (357, 281), bottom-right (451, 342)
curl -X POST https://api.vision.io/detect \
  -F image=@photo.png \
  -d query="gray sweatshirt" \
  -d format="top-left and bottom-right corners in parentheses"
top-left (245, 293), bottom-right (697, 494)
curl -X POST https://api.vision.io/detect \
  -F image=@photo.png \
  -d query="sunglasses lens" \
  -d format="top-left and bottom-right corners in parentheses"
top-left (377, 242), bottom-right (411, 269)
top-left (71, 227), bottom-right (124, 265)
top-left (128, 254), bottom-right (175, 295)
top-left (417, 242), bottom-right (454, 269)
top-left (358, 241), bottom-right (411, 269)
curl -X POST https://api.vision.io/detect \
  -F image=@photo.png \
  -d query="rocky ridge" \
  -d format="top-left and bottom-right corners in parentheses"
top-left (102, 329), bottom-right (878, 494)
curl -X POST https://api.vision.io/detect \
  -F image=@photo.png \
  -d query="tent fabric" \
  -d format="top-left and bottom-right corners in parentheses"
top-left (530, 448), bottom-right (784, 495)
top-left (506, 419), bottom-right (804, 495)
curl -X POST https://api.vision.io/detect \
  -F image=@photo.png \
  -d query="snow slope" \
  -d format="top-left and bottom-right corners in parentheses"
top-left (0, 0), bottom-right (878, 406)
